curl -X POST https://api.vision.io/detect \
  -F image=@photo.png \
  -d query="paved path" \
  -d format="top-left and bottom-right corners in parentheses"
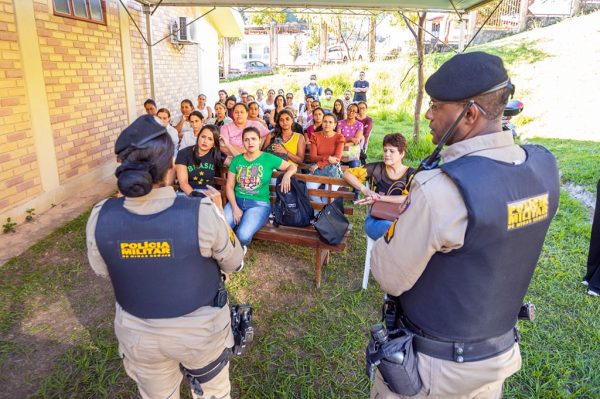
top-left (0, 175), bottom-right (115, 266)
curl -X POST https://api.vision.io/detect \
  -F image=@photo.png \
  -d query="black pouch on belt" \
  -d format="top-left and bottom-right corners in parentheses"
top-left (378, 329), bottom-right (422, 396)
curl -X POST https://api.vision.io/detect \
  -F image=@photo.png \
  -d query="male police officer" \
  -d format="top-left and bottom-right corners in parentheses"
top-left (86, 115), bottom-right (245, 399)
top-left (369, 52), bottom-right (560, 398)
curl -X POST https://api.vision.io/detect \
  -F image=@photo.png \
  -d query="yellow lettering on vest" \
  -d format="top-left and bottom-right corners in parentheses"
top-left (507, 193), bottom-right (549, 231)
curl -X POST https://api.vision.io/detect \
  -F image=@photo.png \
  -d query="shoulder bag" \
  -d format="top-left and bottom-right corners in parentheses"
top-left (313, 197), bottom-right (349, 245)
top-left (370, 180), bottom-right (407, 221)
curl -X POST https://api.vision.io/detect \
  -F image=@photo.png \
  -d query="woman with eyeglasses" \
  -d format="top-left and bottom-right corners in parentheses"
top-left (357, 101), bottom-right (373, 151)
top-left (343, 133), bottom-right (414, 240)
top-left (337, 103), bottom-right (364, 168)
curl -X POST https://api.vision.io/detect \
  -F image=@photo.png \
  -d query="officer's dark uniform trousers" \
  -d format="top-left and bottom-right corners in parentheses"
top-left (585, 178), bottom-right (600, 293)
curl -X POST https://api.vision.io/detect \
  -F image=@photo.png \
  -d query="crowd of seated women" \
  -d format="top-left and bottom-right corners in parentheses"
top-left (140, 85), bottom-right (412, 248)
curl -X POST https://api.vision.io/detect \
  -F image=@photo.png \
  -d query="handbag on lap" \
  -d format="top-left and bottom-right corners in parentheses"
top-left (370, 181), bottom-right (407, 221)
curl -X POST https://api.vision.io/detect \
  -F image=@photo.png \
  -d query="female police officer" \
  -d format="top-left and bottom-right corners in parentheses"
top-left (86, 114), bottom-right (244, 399)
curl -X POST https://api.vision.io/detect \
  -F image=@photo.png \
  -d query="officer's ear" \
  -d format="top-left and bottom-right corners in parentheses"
top-left (463, 103), bottom-right (481, 125)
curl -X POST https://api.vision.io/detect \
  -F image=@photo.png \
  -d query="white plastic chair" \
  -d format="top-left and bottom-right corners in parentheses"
top-left (362, 236), bottom-right (375, 289)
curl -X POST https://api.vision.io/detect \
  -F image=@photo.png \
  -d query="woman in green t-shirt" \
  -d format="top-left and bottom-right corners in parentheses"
top-left (224, 126), bottom-right (297, 247)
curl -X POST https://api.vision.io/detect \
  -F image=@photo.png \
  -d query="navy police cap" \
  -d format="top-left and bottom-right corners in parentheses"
top-left (425, 51), bottom-right (509, 101)
top-left (115, 114), bottom-right (168, 155)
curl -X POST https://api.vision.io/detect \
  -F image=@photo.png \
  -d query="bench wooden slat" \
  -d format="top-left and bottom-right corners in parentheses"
top-left (215, 169), bottom-right (355, 288)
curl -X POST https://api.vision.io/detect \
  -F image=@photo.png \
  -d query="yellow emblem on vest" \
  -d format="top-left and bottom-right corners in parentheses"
top-left (228, 227), bottom-right (236, 247)
top-left (120, 240), bottom-right (173, 259)
top-left (384, 220), bottom-right (397, 244)
top-left (507, 193), bottom-right (549, 231)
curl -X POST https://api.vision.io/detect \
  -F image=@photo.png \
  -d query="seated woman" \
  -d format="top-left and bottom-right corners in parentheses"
top-left (269, 95), bottom-right (287, 128)
top-left (225, 96), bottom-right (237, 119)
top-left (175, 124), bottom-right (224, 196)
top-left (224, 127), bottom-right (297, 247)
top-left (220, 103), bottom-right (270, 156)
top-left (357, 101), bottom-right (373, 151)
top-left (179, 110), bottom-right (204, 150)
top-left (337, 103), bottom-right (364, 168)
top-left (156, 108), bottom-right (179, 155)
top-left (248, 101), bottom-right (268, 128)
top-left (206, 102), bottom-right (232, 128)
top-left (173, 99), bottom-right (195, 138)
top-left (307, 113), bottom-right (345, 203)
top-left (263, 109), bottom-right (306, 166)
top-left (332, 99), bottom-right (346, 122)
top-left (305, 107), bottom-right (324, 142)
top-left (343, 133), bottom-right (414, 240)
top-left (196, 94), bottom-right (213, 120)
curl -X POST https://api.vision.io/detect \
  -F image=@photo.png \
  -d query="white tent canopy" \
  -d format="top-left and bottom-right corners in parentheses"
top-left (133, 0), bottom-right (492, 13)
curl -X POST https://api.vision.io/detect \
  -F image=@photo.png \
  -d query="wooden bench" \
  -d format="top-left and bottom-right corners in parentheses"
top-left (215, 172), bottom-right (354, 288)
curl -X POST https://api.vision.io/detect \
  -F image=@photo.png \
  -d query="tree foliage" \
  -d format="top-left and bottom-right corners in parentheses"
top-left (248, 9), bottom-right (287, 25)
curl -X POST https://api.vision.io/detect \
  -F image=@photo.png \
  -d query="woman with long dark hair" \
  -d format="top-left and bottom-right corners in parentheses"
top-left (175, 124), bottom-right (224, 196)
top-left (337, 103), bottom-right (364, 168)
top-left (269, 94), bottom-right (287, 125)
top-left (332, 99), bottom-right (346, 122)
top-left (86, 115), bottom-right (243, 398)
top-left (263, 108), bottom-right (306, 166)
top-left (305, 107), bottom-right (325, 141)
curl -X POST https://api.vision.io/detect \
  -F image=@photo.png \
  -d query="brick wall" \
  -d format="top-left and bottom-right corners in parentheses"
top-left (128, 2), bottom-right (201, 120)
top-left (0, 0), bottom-right (43, 213)
top-left (33, 0), bottom-right (127, 184)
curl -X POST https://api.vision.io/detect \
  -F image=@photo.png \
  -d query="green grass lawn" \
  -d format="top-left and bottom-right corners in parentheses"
top-left (0, 129), bottom-right (597, 398)
top-left (528, 138), bottom-right (600, 194)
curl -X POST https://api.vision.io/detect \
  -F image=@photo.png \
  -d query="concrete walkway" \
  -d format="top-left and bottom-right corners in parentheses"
top-left (0, 175), bottom-right (116, 266)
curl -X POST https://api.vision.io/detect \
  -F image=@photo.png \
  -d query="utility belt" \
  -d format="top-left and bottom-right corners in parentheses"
top-left (366, 294), bottom-right (525, 396)
top-left (405, 316), bottom-right (519, 363)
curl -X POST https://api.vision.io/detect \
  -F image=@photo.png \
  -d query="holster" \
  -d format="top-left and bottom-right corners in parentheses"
top-left (374, 329), bottom-right (423, 397)
top-left (180, 347), bottom-right (230, 396)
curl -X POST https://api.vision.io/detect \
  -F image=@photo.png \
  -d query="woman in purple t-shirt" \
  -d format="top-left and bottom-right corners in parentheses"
top-left (337, 103), bottom-right (364, 168)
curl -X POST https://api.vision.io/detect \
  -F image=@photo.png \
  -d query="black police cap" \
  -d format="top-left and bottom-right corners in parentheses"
top-left (425, 51), bottom-right (509, 101)
top-left (114, 114), bottom-right (168, 155)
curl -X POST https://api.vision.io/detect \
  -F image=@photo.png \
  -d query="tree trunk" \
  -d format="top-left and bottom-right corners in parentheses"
top-left (517, 0), bottom-right (529, 32)
top-left (368, 16), bottom-right (376, 62)
top-left (223, 37), bottom-right (230, 79)
top-left (413, 12), bottom-right (426, 143)
top-left (319, 21), bottom-right (327, 65)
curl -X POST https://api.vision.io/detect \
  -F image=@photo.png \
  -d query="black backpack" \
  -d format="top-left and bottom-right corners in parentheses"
top-left (273, 175), bottom-right (313, 227)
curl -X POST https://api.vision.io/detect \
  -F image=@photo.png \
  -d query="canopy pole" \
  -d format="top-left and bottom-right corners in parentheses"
top-left (144, 5), bottom-right (156, 99)
top-left (458, 17), bottom-right (465, 52)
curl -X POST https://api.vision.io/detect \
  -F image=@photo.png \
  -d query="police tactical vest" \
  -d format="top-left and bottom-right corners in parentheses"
top-left (400, 145), bottom-right (559, 341)
top-left (95, 196), bottom-right (221, 319)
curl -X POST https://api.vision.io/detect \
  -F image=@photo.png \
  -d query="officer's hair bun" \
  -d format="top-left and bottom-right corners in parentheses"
top-left (115, 160), bottom-right (156, 197)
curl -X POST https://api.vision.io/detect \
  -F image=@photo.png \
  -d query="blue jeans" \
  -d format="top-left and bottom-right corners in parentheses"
top-left (224, 197), bottom-right (271, 246)
top-left (342, 159), bottom-right (361, 168)
top-left (364, 213), bottom-right (393, 240)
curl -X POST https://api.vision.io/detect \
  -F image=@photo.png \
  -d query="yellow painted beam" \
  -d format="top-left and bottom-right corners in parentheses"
top-left (119, 1), bottom-right (137, 124)
top-left (13, 0), bottom-right (60, 192)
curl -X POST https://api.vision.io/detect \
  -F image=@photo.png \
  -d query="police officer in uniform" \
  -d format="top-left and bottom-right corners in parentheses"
top-left (86, 115), bottom-right (244, 399)
top-left (369, 52), bottom-right (560, 398)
